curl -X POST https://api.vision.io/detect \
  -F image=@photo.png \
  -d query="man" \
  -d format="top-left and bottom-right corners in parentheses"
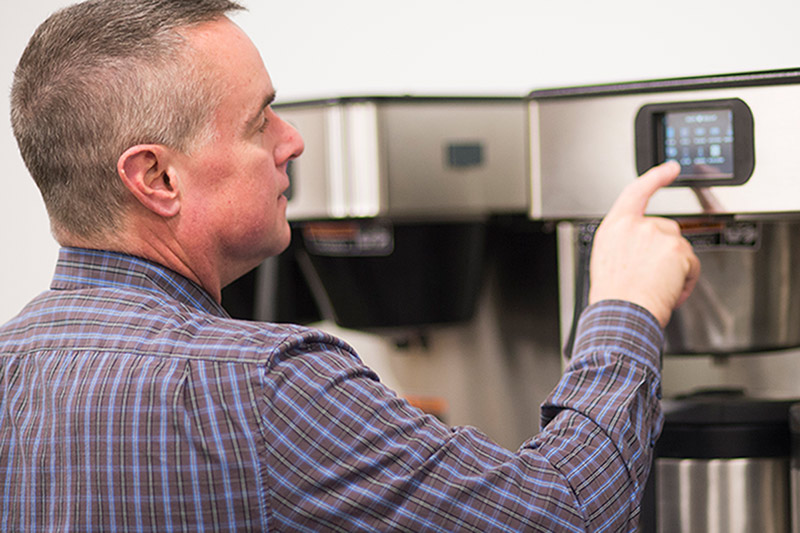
top-left (1, 0), bottom-right (699, 531)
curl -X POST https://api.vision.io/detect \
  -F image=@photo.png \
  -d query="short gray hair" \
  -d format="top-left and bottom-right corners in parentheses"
top-left (10, 0), bottom-right (245, 240)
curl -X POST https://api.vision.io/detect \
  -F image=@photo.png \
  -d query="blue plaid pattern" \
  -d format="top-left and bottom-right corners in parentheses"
top-left (0, 247), bottom-right (664, 531)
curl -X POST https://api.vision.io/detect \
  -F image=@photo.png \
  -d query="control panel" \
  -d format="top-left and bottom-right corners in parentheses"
top-left (635, 98), bottom-right (755, 186)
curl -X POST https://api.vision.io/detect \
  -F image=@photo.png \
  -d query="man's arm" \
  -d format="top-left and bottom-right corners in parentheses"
top-left (539, 300), bottom-right (664, 529)
top-left (260, 162), bottom-right (700, 531)
top-left (534, 160), bottom-right (700, 527)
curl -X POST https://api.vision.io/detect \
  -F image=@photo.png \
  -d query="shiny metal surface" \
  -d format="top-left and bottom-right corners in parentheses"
top-left (793, 468), bottom-right (800, 533)
top-left (792, 468), bottom-right (800, 533)
top-left (657, 457), bottom-right (790, 533)
top-left (530, 82), bottom-right (800, 218)
top-left (278, 105), bottom-right (334, 220)
top-left (276, 97), bottom-right (529, 221)
top-left (665, 219), bottom-right (800, 355)
top-left (557, 219), bottom-right (800, 356)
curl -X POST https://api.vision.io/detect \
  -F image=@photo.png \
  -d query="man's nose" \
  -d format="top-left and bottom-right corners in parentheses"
top-left (276, 114), bottom-right (304, 163)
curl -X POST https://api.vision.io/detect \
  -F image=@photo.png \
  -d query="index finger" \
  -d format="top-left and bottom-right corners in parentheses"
top-left (608, 161), bottom-right (681, 217)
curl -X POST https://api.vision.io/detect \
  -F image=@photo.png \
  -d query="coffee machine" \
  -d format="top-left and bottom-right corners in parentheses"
top-left (529, 69), bottom-right (800, 532)
top-left (222, 73), bottom-right (800, 529)
top-left (271, 96), bottom-right (530, 332)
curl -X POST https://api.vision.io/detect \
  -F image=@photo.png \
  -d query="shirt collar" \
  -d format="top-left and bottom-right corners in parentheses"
top-left (51, 247), bottom-right (230, 318)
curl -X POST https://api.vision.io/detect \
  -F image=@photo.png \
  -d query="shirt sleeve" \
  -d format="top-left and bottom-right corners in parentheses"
top-left (538, 300), bottom-right (664, 530)
top-left (258, 300), bottom-right (663, 532)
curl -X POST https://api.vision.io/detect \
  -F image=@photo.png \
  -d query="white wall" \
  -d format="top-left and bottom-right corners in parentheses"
top-left (240, 0), bottom-right (800, 100)
top-left (3, 0), bottom-right (799, 322)
top-left (0, 2), bottom-right (66, 323)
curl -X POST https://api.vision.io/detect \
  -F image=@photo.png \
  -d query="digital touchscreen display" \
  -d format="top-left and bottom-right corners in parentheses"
top-left (662, 109), bottom-right (734, 179)
top-left (635, 98), bottom-right (753, 187)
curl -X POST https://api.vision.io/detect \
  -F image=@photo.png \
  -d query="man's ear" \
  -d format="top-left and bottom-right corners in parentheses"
top-left (117, 144), bottom-right (181, 218)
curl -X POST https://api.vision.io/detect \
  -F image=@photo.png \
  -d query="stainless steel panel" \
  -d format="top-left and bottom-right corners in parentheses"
top-left (380, 100), bottom-right (528, 217)
top-left (531, 83), bottom-right (800, 218)
top-left (277, 98), bottom-right (528, 221)
top-left (792, 467), bottom-right (800, 533)
top-left (665, 219), bottom-right (800, 355)
top-left (279, 105), bottom-right (338, 220)
top-left (657, 457), bottom-right (790, 533)
top-left (556, 219), bottom-right (800, 356)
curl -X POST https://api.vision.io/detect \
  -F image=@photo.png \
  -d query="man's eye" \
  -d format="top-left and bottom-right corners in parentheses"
top-left (257, 116), bottom-right (268, 133)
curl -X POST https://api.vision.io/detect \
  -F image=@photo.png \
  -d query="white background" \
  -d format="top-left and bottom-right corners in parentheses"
top-left (2, 0), bottom-right (799, 321)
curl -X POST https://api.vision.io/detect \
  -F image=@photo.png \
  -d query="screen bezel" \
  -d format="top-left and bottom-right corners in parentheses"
top-left (635, 98), bottom-right (755, 187)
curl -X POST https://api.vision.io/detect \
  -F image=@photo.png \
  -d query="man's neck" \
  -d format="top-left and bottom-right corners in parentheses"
top-left (56, 227), bottom-right (224, 304)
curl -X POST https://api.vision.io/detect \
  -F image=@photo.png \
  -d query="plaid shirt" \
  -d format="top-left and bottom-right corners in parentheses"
top-left (0, 247), bottom-right (664, 532)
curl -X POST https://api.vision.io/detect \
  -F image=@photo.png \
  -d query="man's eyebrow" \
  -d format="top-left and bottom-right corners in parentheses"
top-left (246, 90), bottom-right (277, 130)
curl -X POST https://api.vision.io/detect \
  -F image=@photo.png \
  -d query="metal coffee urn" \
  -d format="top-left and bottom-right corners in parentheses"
top-left (528, 69), bottom-right (800, 532)
top-left (656, 391), bottom-right (793, 532)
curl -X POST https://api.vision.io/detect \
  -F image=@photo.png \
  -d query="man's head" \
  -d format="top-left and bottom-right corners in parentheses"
top-left (11, 0), bottom-right (304, 297)
top-left (10, 0), bottom-right (244, 241)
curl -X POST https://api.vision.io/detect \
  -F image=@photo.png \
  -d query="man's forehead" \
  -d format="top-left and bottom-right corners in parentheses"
top-left (180, 16), bottom-right (257, 69)
top-left (183, 18), bottom-right (272, 113)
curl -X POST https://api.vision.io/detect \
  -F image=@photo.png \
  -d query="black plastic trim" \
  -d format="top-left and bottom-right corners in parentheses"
top-left (274, 95), bottom-right (524, 109)
top-left (656, 395), bottom-right (797, 459)
top-left (529, 68), bottom-right (800, 100)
